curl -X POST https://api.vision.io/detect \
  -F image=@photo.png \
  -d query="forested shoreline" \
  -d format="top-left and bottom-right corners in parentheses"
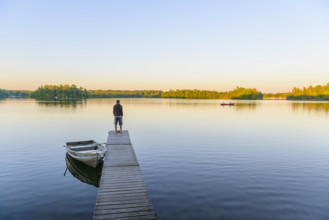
top-left (88, 90), bottom-right (162, 98)
top-left (0, 89), bottom-right (8, 99)
top-left (161, 87), bottom-right (263, 99)
top-left (1, 83), bottom-right (329, 101)
top-left (286, 84), bottom-right (329, 100)
top-left (89, 87), bottom-right (263, 99)
top-left (0, 89), bottom-right (31, 99)
top-left (19, 85), bottom-right (264, 100)
top-left (30, 85), bottom-right (88, 100)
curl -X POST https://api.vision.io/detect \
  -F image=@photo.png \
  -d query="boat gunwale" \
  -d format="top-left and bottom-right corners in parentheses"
top-left (66, 144), bottom-right (107, 155)
top-left (66, 140), bottom-right (96, 146)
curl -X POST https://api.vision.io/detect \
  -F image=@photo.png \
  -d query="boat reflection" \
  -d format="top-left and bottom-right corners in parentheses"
top-left (65, 153), bottom-right (102, 187)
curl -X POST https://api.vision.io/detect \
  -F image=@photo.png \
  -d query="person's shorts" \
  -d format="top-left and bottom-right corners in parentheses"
top-left (114, 116), bottom-right (123, 125)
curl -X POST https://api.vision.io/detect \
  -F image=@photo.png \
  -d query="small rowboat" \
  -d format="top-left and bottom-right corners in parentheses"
top-left (220, 103), bottom-right (234, 106)
top-left (65, 140), bottom-right (107, 168)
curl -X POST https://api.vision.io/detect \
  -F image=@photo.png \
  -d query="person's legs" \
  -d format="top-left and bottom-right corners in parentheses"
top-left (114, 117), bottom-right (118, 133)
top-left (119, 117), bottom-right (123, 134)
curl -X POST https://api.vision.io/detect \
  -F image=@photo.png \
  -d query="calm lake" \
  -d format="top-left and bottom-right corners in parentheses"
top-left (0, 98), bottom-right (329, 220)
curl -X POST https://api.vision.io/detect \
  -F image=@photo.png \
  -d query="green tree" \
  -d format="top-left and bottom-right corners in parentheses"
top-left (287, 83), bottom-right (329, 100)
top-left (161, 87), bottom-right (263, 100)
top-left (30, 84), bottom-right (88, 100)
top-left (0, 89), bottom-right (8, 99)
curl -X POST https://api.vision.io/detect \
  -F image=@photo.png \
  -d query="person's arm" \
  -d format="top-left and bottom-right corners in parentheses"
top-left (113, 106), bottom-right (115, 116)
top-left (121, 106), bottom-right (123, 117)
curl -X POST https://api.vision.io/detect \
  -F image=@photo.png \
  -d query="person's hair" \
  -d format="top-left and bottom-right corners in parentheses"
top-left (116, 100), bottom-right (120, 104)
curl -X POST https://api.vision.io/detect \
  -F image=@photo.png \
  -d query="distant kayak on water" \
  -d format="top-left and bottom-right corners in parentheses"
top-left (220, 102), bottom-right (234, 106)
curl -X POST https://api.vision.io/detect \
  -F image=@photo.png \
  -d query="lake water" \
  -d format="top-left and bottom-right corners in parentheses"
top-left (0, 98), bottom-right (329, 220)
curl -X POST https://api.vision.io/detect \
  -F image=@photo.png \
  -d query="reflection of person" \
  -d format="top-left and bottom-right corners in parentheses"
top-left (113, 100), bottom-right (123, 134)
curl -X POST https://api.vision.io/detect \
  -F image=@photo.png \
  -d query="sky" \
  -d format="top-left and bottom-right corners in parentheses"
top-left (0, 0), bottom-right (329, 92)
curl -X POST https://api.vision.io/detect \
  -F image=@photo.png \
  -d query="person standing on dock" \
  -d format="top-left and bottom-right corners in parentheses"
top-left (113, 100), bottom-right (123, 134)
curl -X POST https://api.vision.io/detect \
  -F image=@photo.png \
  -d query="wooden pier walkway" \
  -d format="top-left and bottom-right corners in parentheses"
top-left (93, 131), bottom-right (156, 220)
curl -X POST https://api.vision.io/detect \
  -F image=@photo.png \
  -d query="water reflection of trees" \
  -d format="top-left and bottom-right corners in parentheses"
top-left (291, 102), bottom-right (329, 113)
top-left (165, 101), bottom-right (261, 111)
top-left (37, 100), bottom-right (87, 108)
top-left (233, 103), bottom-right (259, 111)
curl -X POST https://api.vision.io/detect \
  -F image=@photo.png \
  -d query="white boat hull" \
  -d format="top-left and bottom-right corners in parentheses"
top-left (65, 141), bottom-right (107, 168)
top-left (67, 151), bottom-right (105, 168)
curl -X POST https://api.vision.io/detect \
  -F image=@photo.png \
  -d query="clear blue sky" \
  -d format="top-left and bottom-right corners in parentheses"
top-left (0, 0), bottom-right (328, 92)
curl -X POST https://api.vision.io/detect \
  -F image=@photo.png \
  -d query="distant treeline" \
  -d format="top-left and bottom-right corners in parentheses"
top-left (0, 89), bottom-right (8, 99)
top-left (287, 83), bottom-right (329, 100)
top-left (8, 90), bottom-right (31, 98)
top-left (88, 90), bottom-right (162, 98)
top-left (89, 87), bottom-right (263, 100)
top-left (263, 93), bottom-right (290, 99)
top-left (0, 89), bottom-right (30, 99)
top-left (30, 85), bottom-right (88, 100)
top-left (161, 87), bottom-right (263, 99)
top-left (2, 83), bottom-right (329, 101)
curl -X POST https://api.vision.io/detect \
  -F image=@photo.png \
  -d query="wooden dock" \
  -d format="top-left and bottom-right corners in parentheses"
top-left (93, 131), bottom-right (156, 220)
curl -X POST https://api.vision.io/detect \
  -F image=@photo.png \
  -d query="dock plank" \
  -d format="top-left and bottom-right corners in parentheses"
top-left (94, 214), bottom-right (157, 220)
top-left (95, 203), bottom-right (153, 210)
top-left (103, 145), bottom-right (139, 167)
top-left (93, 211), bottom-right (156, 220)
top-left (106, 131), bottom-right (132, 145)
top-left (96, 199), bottom-right (153, 206)
top-left (93, 130), bottom-right (156, 220)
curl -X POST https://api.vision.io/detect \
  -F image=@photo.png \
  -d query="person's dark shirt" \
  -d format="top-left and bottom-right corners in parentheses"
top-left (113, 104), bottom-right (123, 116)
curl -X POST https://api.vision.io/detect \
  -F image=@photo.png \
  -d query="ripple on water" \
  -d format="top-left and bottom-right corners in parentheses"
top-left (1, 99), bottom-right (329, 220)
